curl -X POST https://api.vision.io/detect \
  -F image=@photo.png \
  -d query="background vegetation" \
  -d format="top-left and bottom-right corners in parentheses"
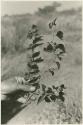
top-left (1, 2), bottom-right (82, 124)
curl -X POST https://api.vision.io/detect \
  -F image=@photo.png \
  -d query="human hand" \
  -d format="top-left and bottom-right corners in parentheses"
top-left (1, 77), bottom-right (36, 101)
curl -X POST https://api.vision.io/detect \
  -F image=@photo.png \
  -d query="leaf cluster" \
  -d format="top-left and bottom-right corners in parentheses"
top-left (24, 21), bottom-right (66, 105)
top-left (37, 84), bottom-right (66, 104)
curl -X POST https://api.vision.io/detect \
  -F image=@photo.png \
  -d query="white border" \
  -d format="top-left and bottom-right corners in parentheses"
top-left (0, 0), bottom-right (83, 125)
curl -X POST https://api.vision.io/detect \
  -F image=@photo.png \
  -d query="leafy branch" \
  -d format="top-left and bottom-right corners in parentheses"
top-left (23, 18), bottom-right (66, 105)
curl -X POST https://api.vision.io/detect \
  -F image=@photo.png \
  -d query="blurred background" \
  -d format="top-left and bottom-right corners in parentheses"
top-left (1, 1), bottom-right (82, 80)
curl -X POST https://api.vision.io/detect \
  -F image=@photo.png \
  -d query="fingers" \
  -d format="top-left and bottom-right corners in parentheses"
top-left (18, 84), bottom-right (36, 92)
top-left (15, 76), bottom-right (36, 92)
top-left (15, 77), bottom-right (25, 84)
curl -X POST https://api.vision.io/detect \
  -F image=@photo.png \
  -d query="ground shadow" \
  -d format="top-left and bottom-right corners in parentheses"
top-left (1, 91), bottom-right (26, 124)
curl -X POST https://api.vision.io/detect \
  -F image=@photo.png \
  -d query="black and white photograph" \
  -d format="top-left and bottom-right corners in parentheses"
top-left (1, 0), bottom-right (82, 124)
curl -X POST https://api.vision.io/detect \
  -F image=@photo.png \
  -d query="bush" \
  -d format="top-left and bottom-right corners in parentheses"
top-left (21, 18), bottom-right (66, 105)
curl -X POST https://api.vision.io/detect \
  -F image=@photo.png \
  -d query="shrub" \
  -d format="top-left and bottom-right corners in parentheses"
top-left (21, 18), bottom-right (66, 105)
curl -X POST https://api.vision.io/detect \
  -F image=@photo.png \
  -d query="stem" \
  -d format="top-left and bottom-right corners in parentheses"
top-left (52, 26), bottom-right (56, 42)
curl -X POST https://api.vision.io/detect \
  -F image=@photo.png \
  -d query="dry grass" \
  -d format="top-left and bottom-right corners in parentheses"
top-left (1, 6), bottom-right (82, 123)
top-left (2, 34), bottom-right (82, 124)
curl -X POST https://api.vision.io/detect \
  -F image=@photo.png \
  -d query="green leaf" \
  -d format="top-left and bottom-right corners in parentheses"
top-left (29, 69), bottom-right (40, 74)
top-left (49, 68), bottom-right (54, 76)
top-left (28, 75), bottom-right (41, 83)
top-left (60, 84), bottom-right (66, 89)
top-left (57, 55), bottom-right (62, 61)
top-left (55, 44), bottom-right (66, 53)
top-left (56, 61), bottom-right (60, 69)
top-left (45, 96), bottom-right (51, 103)
top-left (32, 82), bottom-right (40, 89)
top-left (32, 43), bottom-right (44, 49)
top-left (37, 93), bottom-right (46, 104)
top-left (46, 87), bottom-right (53, 93)
top-left (27, 41), bottom-right (43, 50)
top-left (52, 85), bottom-right (58, 90)
top-left (28, 62), bottom-right (39, 69)
top-left (44, 43), bottom-right (53, 52)
top-left (41, 84), bottom-right (46, 93)
top-left (32, 51), bottom-right (40, 58)
top-left (59, 91), bottom-right (64, 96)
top-left (32, 24), bottom-right (37, 29)
top-left (50, 94), bottom-right (56, 101)
top-left (33, 36), bottom-right (43, 44)
top-left (59, 96), bottom-right (65, 102)
top-left (49, 18), bottom-right (57, 29)
top-left (33, 57), bottom-right (44, 63)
